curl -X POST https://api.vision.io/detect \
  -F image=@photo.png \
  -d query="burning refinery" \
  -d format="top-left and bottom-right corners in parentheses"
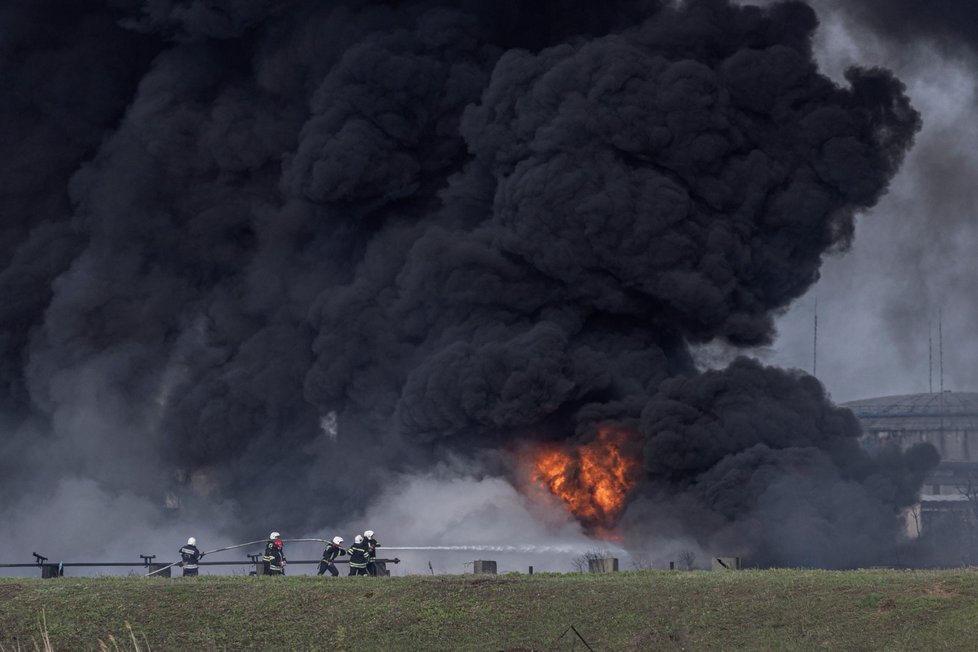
top-left (0, 0), bottom-right (952, 578)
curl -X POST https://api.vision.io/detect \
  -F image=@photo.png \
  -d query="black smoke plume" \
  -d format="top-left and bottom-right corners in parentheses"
top-left (0, 0), bottom-right (927, 566)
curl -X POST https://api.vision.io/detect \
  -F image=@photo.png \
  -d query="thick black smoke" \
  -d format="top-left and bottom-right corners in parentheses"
top-left (0, 0), bottom-right (927, 566)
top-left (631, 358), bottom-right (938, 566)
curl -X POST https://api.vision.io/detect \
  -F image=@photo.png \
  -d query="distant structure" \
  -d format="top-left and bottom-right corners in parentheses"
top-left (843, 391), bottom-right (978, 534)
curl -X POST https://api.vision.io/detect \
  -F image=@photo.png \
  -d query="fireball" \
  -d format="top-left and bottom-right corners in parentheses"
top-left (532, 425), bottom-right (640, 533)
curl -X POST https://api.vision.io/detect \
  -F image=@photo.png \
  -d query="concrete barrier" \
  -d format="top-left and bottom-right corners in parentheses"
top-left (147, 563), bottom-right (171, 577)
top-left (472, 560), bottom-right (497, 575)
top-left (588, 558), bottom-right (619, 573)
top-left (711, 557), bottom-right (741, 571)
top-left (40, 564), bottom-right (63, 579)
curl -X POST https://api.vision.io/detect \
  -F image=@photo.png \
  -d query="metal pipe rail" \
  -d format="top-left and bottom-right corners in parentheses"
top-left (0, 559), bottom-right (400, 568)
top-left (0, 558), bottom-right (400, 578)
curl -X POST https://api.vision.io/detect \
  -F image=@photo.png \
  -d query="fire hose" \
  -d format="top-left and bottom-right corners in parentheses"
top-left (146, 539), bottom-right (268, 576)
top-left (145, 538), bottom-right (349, 577)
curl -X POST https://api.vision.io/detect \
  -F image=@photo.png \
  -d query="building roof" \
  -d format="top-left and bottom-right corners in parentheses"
top-left (920, 494), bottom-right (969, 502)
top-left (842, 392), bottom-right (978, 431)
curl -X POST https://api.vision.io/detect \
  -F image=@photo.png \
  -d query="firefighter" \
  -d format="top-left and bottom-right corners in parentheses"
top-left (317, 536), bottom-right (346, 576)
top-left (348, 534), bottom-right (370, 576)
top-left (363, 529), bottom-right (382, 576)
top-left (178, 537), bottom-right (203, 577)
top-left (262, 531), bottom-right (286, 576)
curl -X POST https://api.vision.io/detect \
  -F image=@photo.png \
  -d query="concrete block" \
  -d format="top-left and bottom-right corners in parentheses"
top-left (472, 560), bottom-right (497, 575)
top-left (40, 564), bottom-right (63, 579)
top-left (588, 558), bottom-right (619, 573)
top-left (147, 563), bottom-right (171, 577)
top-left (711, 556), bottom-right (741, 571)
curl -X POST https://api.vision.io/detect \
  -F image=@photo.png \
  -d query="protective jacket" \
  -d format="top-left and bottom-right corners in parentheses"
top-left (322, 542), bottom-right (346, 564)
top-left (365, 536), bottom-right (380, 559)
top-left (179, 544), bottom-right (202, 570)
top-left (365, 535), bottom-right (381, 575)
top-left (263, 540), bottom-right (286, 575)
top-left (348, 541), bottom-right (370, 570)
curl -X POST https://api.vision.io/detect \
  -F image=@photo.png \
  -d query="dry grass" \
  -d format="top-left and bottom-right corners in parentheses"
top-left (3, 569), bottom-right (978, 650)
top-left (97, 621), bottom-right (149, 652)
top-left (0, 609), bottom-right (149, 652)
top-left (0, 610), bottom-right (54, 652)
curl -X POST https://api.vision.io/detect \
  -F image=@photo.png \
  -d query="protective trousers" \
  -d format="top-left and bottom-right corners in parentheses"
top-left (318, 561), bottom-right (339, 576)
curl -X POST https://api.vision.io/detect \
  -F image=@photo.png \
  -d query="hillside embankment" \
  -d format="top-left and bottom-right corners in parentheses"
top-left (2, 569), bottom-right (977, 650)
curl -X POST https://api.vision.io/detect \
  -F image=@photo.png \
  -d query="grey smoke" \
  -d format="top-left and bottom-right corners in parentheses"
top-left (825, 0), bottom-right (978, 59)
top-left (0, 0), bottom-right (932, 568)
top-left (761, 0), bottom-right (978, 402)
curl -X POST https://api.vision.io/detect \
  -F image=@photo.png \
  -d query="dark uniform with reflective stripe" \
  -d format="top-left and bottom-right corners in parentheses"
top-left (365, 535), bottom-right (381, 576)
top-left (262, 540), bottom-right (286, 575)
top-left (179, 544), bottom-right (202, 577)
top-left (348, 540), bottom-right (370, 576)
top-left (318, 542), bottom-right (346, 577)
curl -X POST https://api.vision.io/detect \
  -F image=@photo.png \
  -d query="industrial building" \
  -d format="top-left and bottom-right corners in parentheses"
top-left (843, 391), bottom-right (978, 536)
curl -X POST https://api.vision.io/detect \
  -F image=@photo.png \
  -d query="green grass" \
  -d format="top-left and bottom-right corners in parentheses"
top-left (2, 569), bottom-right (978, 650)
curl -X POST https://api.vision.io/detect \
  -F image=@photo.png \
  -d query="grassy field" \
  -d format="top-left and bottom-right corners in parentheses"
top-left (2, 569), bottom-right (978, 651)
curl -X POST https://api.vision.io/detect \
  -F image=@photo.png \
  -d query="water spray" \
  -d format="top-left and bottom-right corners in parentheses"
top-left (381, 544), bottom-right (623, 554)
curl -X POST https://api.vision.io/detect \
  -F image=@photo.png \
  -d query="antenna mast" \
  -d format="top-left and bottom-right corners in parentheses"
top-left (928, 320), bottom-right (933, 394)
top-left (937, 309), bottom-right (944, 394)
top-left (939, 309), bottom-right (944, 435)
top-left (812, 298), bottom-right (818, 376)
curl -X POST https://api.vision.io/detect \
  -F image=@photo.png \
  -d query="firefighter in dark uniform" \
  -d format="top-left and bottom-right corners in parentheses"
top-left (317, 536), bottom-right (346, 576)
top-left (262, 531), bottom-right (286, 576)
top-left (348, 535), bottom-right (370, 576)
top-left (364, 529), bottom-right (382, 576)
top-left (179, 537), bottom-right (203, 577)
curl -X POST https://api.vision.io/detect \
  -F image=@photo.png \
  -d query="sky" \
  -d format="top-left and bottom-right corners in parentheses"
top-left (763, 1), bottom-right (978, 403)
top-left (0, 0), bottom-right (968, 573)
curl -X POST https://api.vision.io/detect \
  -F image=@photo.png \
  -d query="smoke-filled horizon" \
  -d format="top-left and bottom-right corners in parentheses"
top-left (0, 0), bottom-right (940, 569)
top-left (760, 1), bottom-right (978, 404)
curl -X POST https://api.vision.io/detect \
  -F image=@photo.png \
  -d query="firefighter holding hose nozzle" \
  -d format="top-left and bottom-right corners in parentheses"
top-left (179, 537), bottom-right (203, 577)
top-left (364, 529), bottom-right (381, 576)
top-left (262, 531), bottom-right (286, 576)
top-left (317, 536), bottom-right (346, 576)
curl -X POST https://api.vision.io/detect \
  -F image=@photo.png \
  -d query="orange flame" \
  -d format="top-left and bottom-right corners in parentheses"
top-left (532, 426), bottom-right (640, 532)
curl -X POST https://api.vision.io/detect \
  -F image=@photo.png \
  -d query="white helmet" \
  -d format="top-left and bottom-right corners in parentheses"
top-left (270, 531), bottom-right (280, 540)
top-left (187, 537), bottom-right (196, 546)
top-left (332, 536), bottom-right (343, 545)
top-left (364, 530), bottom-right (374, 538)
top-left (354, 535), bottom-right (363, 544)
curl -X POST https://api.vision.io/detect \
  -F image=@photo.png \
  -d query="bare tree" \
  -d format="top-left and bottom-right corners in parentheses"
top-left (955, 470), bottom-right (978, 565)
top-left (907, 503), bottom-right (921, 539)
top-left (678, 550), bottom-right (696, 571)
top-left (571, 549), bottom-right (609, 573)
top-left (630, 552), bottom-right (653, 570)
